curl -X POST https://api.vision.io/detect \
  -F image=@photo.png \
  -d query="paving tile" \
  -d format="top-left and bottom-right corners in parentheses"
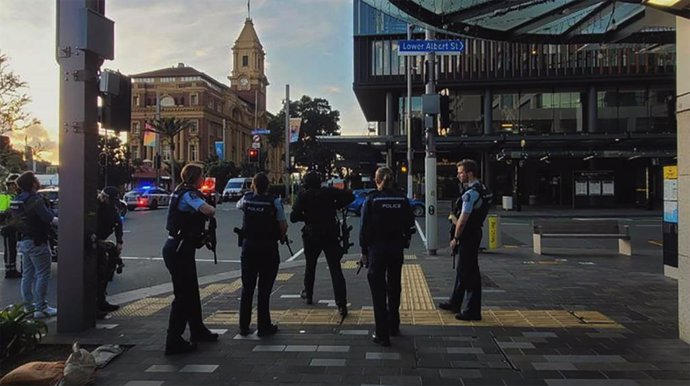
top-left (498, 342), bottom-right (536, 349)
top-left (284, 345), bottom-right (318, 352)
top-left (365, 352), bottom-right (401, 360)
top-left (96, 323), bottom-right (119, 329)
top-left (123, 382), bottom-right (164, 386)
top-left (252, 345), bottom-right (286, 352)
top-left (544, 355), bottom-right (626, 363)
top-left (532, 362), bottom-right (577, 371)
top-left (317, 345), bottom-right (350, 352)
top-left (310, 358), bottom-right (346, 367)
top-left (340, 329), bottom-right (370, 335)
top-left (179, 364), bottom-right (219, 373)
top-left (378, 375), bottom-right (422, 385)
top-left (545, 380), bottom-right (638, 386)
top-left (447, 347), bottom-right (484, 354)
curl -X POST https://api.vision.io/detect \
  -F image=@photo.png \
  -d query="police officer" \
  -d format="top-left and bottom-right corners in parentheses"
top-left (359, 167), bottom-right (414, 346)
top-left (95, 186), bottom-right (124, 318)
top-left (162, 163), bottom-right (218, 355)
top-left (11, 171), bottom-right (59, 319)
top-left (236, 172), bottom-right (287, 337)
top-left (1, 174), bottom-right (20, 279)
top-left (290, 171), bottom-right (353, 316)
top-left (439, 159), bottom-right (490, 321)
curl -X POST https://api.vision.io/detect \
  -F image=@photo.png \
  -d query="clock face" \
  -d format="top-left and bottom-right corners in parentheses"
top-left (239, 77), bottom-right (249, 88)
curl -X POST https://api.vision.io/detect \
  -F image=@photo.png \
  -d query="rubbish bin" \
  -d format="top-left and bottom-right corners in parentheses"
top-left (502, 196), bottom-right (513, 211)
top-left (529, 195), bottom-right (537, 206)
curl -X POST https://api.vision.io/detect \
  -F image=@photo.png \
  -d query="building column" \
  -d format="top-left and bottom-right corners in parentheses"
top-left (385, 92), bottom-right (394, 167)
top-left (483, 89), bottom-right (493, 134)
top-left (587, 85), bottom-right (597, 133)
top-left (676, 16), bottom-right (690, 344)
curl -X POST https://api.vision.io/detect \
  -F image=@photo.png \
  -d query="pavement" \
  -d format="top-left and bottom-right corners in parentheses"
top-left (2, 208), bottom-right (689, 385)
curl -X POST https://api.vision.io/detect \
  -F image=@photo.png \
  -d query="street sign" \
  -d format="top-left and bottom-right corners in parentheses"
top-left (251, 128), bottom-right (270, 135)
top-left (252, 142), bottom-right (261, 149)
top-left (397, 40), bottom-right (464, 55)
top-left (214, 141), bottom-right (224, 159)
top-left (252, 135), bottom-right (261, 142)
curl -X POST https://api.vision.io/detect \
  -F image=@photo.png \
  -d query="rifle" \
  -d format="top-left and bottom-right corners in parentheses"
top-left (338, 208), bottom-right (354, 254)
top-left (280, 235), bottom-right (295, 256)
top-left (233, 227), bottom-right (244, 247)
top-left (200, 177), bottom-right (218, 264)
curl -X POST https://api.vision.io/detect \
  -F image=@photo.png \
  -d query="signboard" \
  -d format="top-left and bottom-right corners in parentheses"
top-left (664, 165), bottom-right (678, 224)
top-left (398, 40), bottom-right (465, 56)
top-left (214, 141), bottom-right (224, 159)
top-left (252, 135), bottom-right (261, 143)
top-left (251, 128), bottom-right (270, 135)
top-left (251, 142), bottom-right (261, 149)
top-left (289, 117), bottom-right (302, 143)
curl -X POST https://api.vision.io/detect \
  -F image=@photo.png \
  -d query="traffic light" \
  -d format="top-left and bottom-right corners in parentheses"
top-left (440, 95), bottom-right (450, 128)
top-left (98, 70), bottom-right (132, 131)
top-left (98, 152), bottom-right (108, 167)
top-left (248, 148), bottom-right (259, 163)
top-left (400, 163), bottom-right (408, 174)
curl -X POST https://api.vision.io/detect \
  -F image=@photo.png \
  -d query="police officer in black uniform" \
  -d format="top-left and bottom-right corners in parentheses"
top-left (162, 163), bottom-right (218, 355)
top-left (1, 174), bottom-right (20, 279)
top-left (439, 159), bottom-right (490, 321)
top-left (290, 171), bottom-right (353, 316)
top-left (95, 186), bottom-right (124, 318)
top-left (359, 167), bottom-right (414, 346)
top-left (236, 172), bottom-right (287, 337)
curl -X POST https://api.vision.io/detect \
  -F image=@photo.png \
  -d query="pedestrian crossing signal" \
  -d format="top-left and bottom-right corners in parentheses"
top-left (248, 148), bottom-right (259, 163)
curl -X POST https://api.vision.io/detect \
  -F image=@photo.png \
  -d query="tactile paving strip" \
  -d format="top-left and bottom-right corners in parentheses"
top-left (341, 260), bottom-right (359, 269)
top-left (275, 273), bottom-right (294, 281)
top-left (400, 264), bottom-right (435, 311)
top-left (111, 296), bottom-right (172, 317)
top-left (404, 254), bottom-right (417, 260)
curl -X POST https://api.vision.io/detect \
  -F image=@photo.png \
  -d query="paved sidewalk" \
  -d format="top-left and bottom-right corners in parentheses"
top-left (32, 237), bottom-right (689, 386)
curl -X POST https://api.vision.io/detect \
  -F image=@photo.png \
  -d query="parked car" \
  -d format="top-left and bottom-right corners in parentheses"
top-left (37, 187), bottom-right (127, 218)
top-left (346, 188), bottom-right (426, 217)
top-left (124, 186), bottom-right (171, 210)
top-left (223, 177), bottom-right (252, 202)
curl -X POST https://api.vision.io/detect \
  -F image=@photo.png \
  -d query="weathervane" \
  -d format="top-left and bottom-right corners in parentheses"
top-left (248, 0), bottom-right (251, 19)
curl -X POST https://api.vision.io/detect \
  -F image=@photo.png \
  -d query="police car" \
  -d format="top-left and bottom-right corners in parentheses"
top-left (124, 186), bottom-right (171, 210)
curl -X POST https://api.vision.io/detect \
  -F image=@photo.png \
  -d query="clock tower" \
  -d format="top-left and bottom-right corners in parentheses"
top-left (229, 18), bottom-right (268, 112)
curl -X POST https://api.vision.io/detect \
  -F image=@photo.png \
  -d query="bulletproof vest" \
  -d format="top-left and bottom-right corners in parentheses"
top-left (463, 182), bottom-right (493, 233)
top-left (368, 189), bottom-right (409, 241)
top-left (166, 186), bottom-right (207, 241)
top-left (10, 193), bottom-right (51, 244)
top-left (242, 192), bottom-right (279, 241)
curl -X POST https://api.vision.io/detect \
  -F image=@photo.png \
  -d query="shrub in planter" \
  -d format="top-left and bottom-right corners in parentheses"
top-left (0, 304), bottom-right (48, 360)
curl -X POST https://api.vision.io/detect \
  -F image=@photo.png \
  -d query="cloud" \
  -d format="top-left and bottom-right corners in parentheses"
top-left (324, 86), bottom-right (342, 94)
top-left (8, 123), bottom-right (59, 163)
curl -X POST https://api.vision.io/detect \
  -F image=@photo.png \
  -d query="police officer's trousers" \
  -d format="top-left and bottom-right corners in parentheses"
top-left (240, 239), bottom-right (279, 332)
top-left (162, 238), bottom-right (207, 339)
top-left (449, 229), bottom-right (482, 316)
top-left (366, 243), bottom-right (404, 341)
top-left (2, 228), bottom-right (17, 271)
top-left (303, 232), bottom-right (346, 306)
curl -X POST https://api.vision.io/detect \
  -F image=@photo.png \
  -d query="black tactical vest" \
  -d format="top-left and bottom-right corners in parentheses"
top-left (10, 194), bottom-right (51, 244)
top-left (166, 186), bottom-right (207, 242)
top-left (368, 189), bottom-right (409, 241)
top-left (454, 182), bottom-right (492, 235)
top-left (241, 193), bottom-right (280, 241)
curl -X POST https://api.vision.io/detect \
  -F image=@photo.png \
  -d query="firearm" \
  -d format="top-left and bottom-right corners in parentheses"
top-left (200, 177), bottom-right (218, 264)
top-left (338, 208), bottom-right (354, 254)
top-left (233, 227), bottom-right (244, 247)
top-left (280, 235), bottom-right (294, 256)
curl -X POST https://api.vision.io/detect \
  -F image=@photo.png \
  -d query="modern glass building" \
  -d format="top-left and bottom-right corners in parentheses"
top-left (350, 0), bottom-right (676, 208)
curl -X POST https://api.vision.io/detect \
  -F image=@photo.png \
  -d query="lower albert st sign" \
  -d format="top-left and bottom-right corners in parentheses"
top-left (398, 40), bottom-right (464, 55)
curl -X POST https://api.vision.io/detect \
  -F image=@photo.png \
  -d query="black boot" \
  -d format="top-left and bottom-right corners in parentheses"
top-left (165, 336), bottom-right (197, 355)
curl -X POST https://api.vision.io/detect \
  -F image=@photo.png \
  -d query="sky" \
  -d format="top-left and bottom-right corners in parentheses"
top-left (0, 0), bottom-right (367, 164)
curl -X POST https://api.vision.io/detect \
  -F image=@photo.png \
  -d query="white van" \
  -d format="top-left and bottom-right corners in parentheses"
top-left (223, 177), bottom-right (252, 201)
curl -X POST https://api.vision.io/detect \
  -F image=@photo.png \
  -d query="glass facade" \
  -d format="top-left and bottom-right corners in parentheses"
top-left (354, 0), bottom-right (407, 36)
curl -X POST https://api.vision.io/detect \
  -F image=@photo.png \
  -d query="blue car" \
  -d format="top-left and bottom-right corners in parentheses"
top-left (347, 188), bottom-right (425, 217)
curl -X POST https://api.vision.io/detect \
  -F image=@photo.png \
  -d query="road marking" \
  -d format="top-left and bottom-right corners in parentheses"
top-left (635, 224), bottom-right (660, 227)
top-left (573, 218), bottom-right (632, 221)
top-left (286, 248), bottom-right (304, 262)
top-left (648, 240), bottom-right (663, 247)
top-left (502, 223), bottom-right (528, 226)
top-left (415, 220), bottom-right (426, 245)
top-left (120, 256), bottom-right (240, 263)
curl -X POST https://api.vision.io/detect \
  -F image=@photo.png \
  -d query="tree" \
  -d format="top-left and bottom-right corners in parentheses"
top-left (267, 95), bottom-right (340, 175)
top-left (204, 155), bottom-right (239, 193)
top-left (98, 134), bottom-right (133, 189)
top-left (146, 117), bottom-right (193, 190)
top-left (0, 52), bottom-right (39, 135)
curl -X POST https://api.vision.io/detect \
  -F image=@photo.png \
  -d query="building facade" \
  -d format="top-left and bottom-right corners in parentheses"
top-left (127, 18), bottom-right (284, 183)
top-left (350, 0), bottom-right (676, 208)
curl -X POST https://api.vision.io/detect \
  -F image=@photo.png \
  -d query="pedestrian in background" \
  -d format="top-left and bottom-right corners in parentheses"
top-left (10, 171), bottom-right (59, 318)
top-left (290, 171), bottom-right (353, 317)
top-left (440, 159), bottom-right (491, 321)
top-left (236, 172), bottom-right (287, 337)
top-left (1, 174), bottom-right (20, 279)
top-left (162, 163), bottom-right (218, 355)
top-left (359, 167), bottom-right (414, 346)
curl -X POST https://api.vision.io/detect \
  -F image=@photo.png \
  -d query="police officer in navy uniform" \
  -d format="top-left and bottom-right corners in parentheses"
top-left (1, 174), bottom-right (21, 279)
top-left (439, 159), bottom-right (490, 321)
top-left (162, 163), bottom-right (218, 355)
top-left (290, 171), bottom-right (353, 316)
top-left (359, 167), bottom-right (414, 346)
top-left (95, 186), bottom-right (124, 318)
top-left (236, 172), bottom-right (287, 337)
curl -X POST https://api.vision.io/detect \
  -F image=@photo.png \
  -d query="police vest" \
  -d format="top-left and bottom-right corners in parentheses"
top-left (166, 186), bottom-right (207, 242)
top-left (241, 193), bottom-right (279, 241)
top-left (367, 190), bottom-right (410, 241)
top-left (10, 194), bottom-right (51, 244)
top-left (454, 182), bottom-right (492, 235)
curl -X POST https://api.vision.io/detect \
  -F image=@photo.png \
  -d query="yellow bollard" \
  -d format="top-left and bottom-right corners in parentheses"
top-left (488, 214), bottom-right (501, 250)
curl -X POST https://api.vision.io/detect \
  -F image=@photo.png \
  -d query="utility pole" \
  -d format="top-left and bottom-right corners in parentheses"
top-left (424, 28), bottom-right (438, 255)
top-left (155, 93), bottom-right (161, 187)
top-left (284, 85), bottom-right (290, 200)
top-left (56, 0), bottom-right (113, 332)
top-left (406, 23), bottom-right (413, 199)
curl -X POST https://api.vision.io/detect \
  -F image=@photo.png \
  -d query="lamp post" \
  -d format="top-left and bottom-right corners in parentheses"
top-left (406, 24), bottom-right (414, 199)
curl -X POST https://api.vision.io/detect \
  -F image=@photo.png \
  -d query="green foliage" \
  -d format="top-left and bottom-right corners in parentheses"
top-left (146, 117), bottom-right (194, 189)
top-left (0, 147), bottom-right (27, 173)
top-left (0, 52), bottom-right (40, 135)
top-left (98, 134), bottom-right (133, 189)
top-left (0, 304), bottom-right (48, 360)
top-left (267, 95), bottom-right (340, 175)
top-left (204, 155), bottom-right (239, 192)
